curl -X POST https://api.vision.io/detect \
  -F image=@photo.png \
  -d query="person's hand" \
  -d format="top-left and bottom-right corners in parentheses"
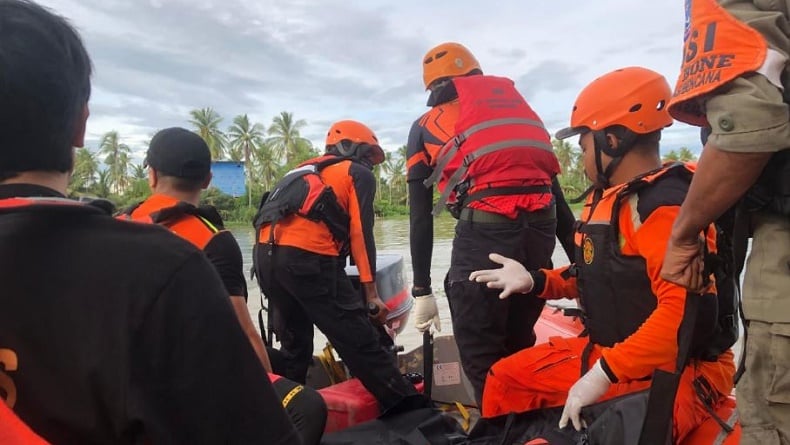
top-left (468, 253), bottom-right (534, 299)
top-left (413, 292), bottom-right (441, 333)
top-left (559, 360), bottom-right (612, 431)
top-left (363, 282), bottom-right (389, 325)
top-left (661, 234), bottom-right (706, 293)
top-left (367, 296), bottom-right (389, 325)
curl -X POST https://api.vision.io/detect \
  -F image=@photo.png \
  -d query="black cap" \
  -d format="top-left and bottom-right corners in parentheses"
top-left (144, 127), bottom-right (211, 180)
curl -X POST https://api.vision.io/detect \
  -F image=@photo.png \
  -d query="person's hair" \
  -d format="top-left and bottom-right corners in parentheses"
top-left (0, 0), bottom-right (92, 180)
top-left (157, 174), bottom-right (207, 193)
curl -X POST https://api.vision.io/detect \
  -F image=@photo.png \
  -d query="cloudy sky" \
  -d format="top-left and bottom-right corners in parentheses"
top-left (38, 0), bottom-right (699, 162)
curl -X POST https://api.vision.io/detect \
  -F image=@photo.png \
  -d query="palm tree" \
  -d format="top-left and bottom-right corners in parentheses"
top-left (228, 114), bottom-right (266, 206)
top-left (99, 131), bottom-right (131, 195)
top-left (93, 170), bottom-right (112, 198)
top-left (552, 138), bottom-right (587, 196)
top-left (131, 163), bottom-right (147, 180)
top-left (266, 111), bottom-right (311, 166)
top-left (677, 147), bottom-right (697, 162)
top-left (252, 141), bottom-right (280, 192)
top-left (70, 147), bottom-right (99, 192)
top-left (189, 107), bottom-right (227, 160)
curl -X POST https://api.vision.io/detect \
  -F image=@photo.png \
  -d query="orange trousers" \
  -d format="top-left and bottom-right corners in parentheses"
top-left (482, 336), bottom-right (727, 443)
top-left (0, 402), bottom-right (49, 444)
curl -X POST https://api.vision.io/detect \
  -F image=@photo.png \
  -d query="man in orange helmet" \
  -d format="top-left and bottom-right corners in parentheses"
top-left (255, 120), bottom-right (425, 412)
top-left (407, 42), bottom-right (570, 405)
top-left (470, 67), bottom-right (735, 443)
top-left (660, 1), bottom-right (790, 443)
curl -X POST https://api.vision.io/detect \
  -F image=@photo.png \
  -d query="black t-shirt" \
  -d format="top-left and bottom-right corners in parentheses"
top-left (205, 230), bottom-right (248, 300)
top-left (0, 184), bottom-right (300, 445)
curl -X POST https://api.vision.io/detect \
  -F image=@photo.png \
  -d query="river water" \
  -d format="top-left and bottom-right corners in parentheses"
top-left (230, 216), bottom-right (574, 355)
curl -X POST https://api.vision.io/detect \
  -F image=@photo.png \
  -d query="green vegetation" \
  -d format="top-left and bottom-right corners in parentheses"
top-left (70, 113), bottom-right (696, 223)
top-left (68, 109), bottom-right (407, 220)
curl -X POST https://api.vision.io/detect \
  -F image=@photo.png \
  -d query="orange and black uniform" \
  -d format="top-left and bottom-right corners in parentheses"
top-left (407, 77), bottom-right (567, 404)
top-left (481, 165), bottom-right (735, 443)
top-left (125, 194), bottom-right (327, 445)
top-left (0, 184), bottom-right (299, 445)
top-left (124, 194), bottom-right (246, 299)
top-left (257, 156), bottom-right (420, 411)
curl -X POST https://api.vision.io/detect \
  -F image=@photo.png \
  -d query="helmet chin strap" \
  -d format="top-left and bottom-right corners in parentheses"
top-left (592, 129), bottom-right (637, 189)
top-left (333, 142), bottom-right (359, 157)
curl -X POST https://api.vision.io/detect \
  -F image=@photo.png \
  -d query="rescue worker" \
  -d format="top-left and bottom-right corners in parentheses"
top-left (0, 1), bottom-right (300, 443)
top-left (255, 120), bottom-right (425, 413)
top-left (470, 67), bottom-right (736, 443)
top-left (123, 127), bottom-right (326, 445)
top-left (407, 42), bottom-right (564, 404)
top-left (660, 1), bottom-right (790, 443)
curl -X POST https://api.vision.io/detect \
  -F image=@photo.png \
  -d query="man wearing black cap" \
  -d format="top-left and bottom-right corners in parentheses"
top-left (0, 1), bottom-right (299, 443)
top-left (122, 127), bottom-right (271, 368)
top-left (123, 127), bottom-right (328, 445)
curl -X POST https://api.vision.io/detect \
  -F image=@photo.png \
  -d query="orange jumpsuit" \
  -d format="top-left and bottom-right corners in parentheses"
top-left (482, 164), bottom-right (735, 443)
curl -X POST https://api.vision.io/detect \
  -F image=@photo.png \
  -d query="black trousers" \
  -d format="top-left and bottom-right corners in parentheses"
top-left (257, 245), bottom-right (418, 411)
top-left (271, 376), bottom-right (327, 445)
top-left (446, 208), bottom-right (557, 405)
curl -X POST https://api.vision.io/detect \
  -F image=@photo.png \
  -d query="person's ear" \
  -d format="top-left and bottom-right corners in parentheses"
top-left (201, 172), bottom-right (212, 190)
top-left (148, 167), bottom-right (158, 189)
top-left (605, 132), bottom-right (620, 151)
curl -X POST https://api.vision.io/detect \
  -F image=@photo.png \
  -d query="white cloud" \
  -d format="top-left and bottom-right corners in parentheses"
top-left (37, 0), bottom-right (697, 159)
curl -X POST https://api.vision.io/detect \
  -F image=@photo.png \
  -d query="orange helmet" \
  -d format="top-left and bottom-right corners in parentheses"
top-left (422, 42), bottom-right (481, 90)
top-left (325, 120), bottom-right (384, 165)
top-left (555, 66), bottom-right (673, 140)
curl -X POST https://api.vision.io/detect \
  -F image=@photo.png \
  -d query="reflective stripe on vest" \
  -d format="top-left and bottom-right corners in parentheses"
top-left (670, 0), bottom-right (768, 126)
top-left (421, 75), bottom-right (558, 215)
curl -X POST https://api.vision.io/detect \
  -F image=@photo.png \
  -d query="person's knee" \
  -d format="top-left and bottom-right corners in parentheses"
top-left (284, 383), bottom-right (328, 445)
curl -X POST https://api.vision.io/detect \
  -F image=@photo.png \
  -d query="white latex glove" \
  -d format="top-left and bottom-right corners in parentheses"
top-left (468, 253), bottom-right (534, 299)
top-left (559, 359), bottom-right (613, 431)
top-left (413, 294), bottom-right (442, 333)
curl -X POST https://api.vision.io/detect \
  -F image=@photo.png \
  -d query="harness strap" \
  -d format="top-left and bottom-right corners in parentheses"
top-left (423, 118), bottom-right (548, 187)
top-left (430, 138), bottom-right (554, 215)
top-left (637, 289), bottom-right (700, 445)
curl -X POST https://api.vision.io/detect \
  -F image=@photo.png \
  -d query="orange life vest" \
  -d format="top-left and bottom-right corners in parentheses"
top-left (121, 195), bottom-right (221, 250)
top-left (669, 0), bottom-right (768, 126)
top-left (574, 163), bottom-right (737, 361)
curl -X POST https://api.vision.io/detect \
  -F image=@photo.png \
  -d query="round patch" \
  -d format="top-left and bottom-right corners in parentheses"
top-left (454, 57), bottom-right (464, 68)
top-left (583, 237), bottom-right (595, 264)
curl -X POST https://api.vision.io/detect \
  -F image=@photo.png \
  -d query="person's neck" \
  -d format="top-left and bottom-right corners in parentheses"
top-left (152, 187), bottom-right (201, 206)
top-left (608, 151), bottom-right (662, 187)
top-left (2, 171), bottom-right (70, 195)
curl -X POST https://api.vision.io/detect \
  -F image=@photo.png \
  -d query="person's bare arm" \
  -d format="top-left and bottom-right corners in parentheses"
top-left (230, 296), bottom-right (273, 373)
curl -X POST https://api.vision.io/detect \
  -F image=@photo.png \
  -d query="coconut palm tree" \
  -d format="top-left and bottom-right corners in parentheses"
top-left (266, 111), bottom-right (311, 166)
top-left (70, 147), bottom-right (99, 192)
top-left (189, 107), bottom-right (227, 160)
top-left (253, 140), bottom-right (280, 193)
top-left (131, 163), bottom-right (147, 180)
top-left (99, 131), bottom-right (131, 195)
top-left (228, 114), bottom-right (266, 206)
top-left (93, 169), bottom-right (112, 198)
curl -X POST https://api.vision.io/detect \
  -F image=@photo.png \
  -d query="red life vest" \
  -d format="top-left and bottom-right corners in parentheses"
top-left (423, 75), bottom-right (560, 215)
top-left (669, 0), bottom-right (768, 126)
top-left (0, 401), bottom-right (49, 445)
